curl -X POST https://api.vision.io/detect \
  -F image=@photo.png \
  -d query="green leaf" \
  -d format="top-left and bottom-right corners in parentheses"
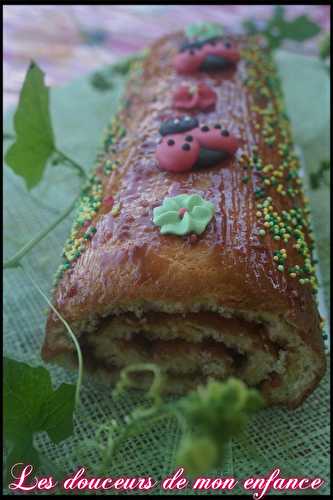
top-left (90, 72), bottom-right (114, 92)
top-left (243, 6), bottom-right (321, 51)
top-left (176, 378), bottom-right (263, 473)
top-left (178, 378), bottom-right (263, 441)
top-left (5, 61), bottom-right (55, 190)
top-left (275, 15), bottom-right (321, 42)
top-left (3, 357), bottom-right (75, 480)
top-left (5, 438), bottom-right (40, 480)
top-left (310, 160), bottom-right (330, 190)
top-left (242, 19), bottom-right (260, 35)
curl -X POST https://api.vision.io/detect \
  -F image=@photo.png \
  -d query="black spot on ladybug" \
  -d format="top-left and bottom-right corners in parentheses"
top-left (159, 116), bottom-right (199, 136)
top-left (182, 143), bottom-right (191, 151)
top-left (185, 135), bottom-right (193, 142)
top-left (221, 130), bottom-right (230, 137)
top-left (225, 42), bottom-right (232, 49)
top-left (200, 54), bottom-right (233, 72)
top-left (201, 126), bottom-right (210, 132)
top-left (189, 49), bottom-right (195, 55)
top-left (167, 139), bottom-right (175, 146)
top-left (214, 124), bottom-right (221, 129)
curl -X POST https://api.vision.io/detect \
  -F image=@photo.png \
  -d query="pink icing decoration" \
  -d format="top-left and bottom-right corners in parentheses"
top-left (173, 40), bottom-right (240, 75)
top-left (178, 207), bottom-right (188, 218)
top-left (172, 82), bottom-right (217, 112)
top-left (156, 133), bottom-right (200, 173)
top-left (191, 127), bottom-right (240, 155)
top-left (173, 51), bottom-right (202, 74)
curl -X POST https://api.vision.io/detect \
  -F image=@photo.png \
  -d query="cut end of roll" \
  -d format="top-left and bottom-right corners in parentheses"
top-left (42, 305), bottom-right (326, 409)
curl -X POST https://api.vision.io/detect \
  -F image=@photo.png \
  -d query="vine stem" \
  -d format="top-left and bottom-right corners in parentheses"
top-left (54, 149), bottom-right (87, 180)
top-left (102, 410), bottom-right (174, 472)
top-left (4, 146), bottom-right (88, 269)
top-left (21, 264), bottom-right (83, 407)
top-left (113, 363), bottom-right (165, 407)
top-left (3, 195), bottom-right (78, 269)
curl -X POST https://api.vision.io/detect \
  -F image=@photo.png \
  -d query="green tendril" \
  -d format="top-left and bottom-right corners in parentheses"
top-left (113, 362), bottom-right (165, 407)
top-left (77, 370), bottom-right (263, 476)
top-left (21, 264), bottom-right (83, 407)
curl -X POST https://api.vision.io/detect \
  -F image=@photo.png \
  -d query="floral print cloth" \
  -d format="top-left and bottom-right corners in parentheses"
top-left (3, 5), bottom-right (330, 110)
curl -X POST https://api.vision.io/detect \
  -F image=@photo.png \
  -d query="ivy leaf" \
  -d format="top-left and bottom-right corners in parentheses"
top-left (5, 61), bottom-right (56, 190)
top-left (3, 357), bottom-right (75, 481)
top-left (274, 14), bottom-right (321, 42)
top-left (243, 6), bottom-right (321, 50)
top-left (5, 438), bottom-right (41, 481)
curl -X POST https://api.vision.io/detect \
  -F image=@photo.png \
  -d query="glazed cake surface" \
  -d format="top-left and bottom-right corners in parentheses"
top-left (42, 33), bottom-right (326, 408)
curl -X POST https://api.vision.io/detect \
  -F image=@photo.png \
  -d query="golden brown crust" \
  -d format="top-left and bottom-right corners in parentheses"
top-left (42, 32), bottom-right (326, 405)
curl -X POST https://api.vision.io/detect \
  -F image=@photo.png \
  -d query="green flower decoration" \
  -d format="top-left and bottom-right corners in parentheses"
top-left (185, 22), bottom-right (224, 41)
top-left (153, 194), bottom-right (215, 236)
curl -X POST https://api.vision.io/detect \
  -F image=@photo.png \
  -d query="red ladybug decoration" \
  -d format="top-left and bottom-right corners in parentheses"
top-left (172, 82), bottom-right (217, 112)
top-left (156, 134), bottom-right (200, 173)
top-left (173, 37), bottom-right (240, 75)
top-left (156, 117), bottom-right (239, 173)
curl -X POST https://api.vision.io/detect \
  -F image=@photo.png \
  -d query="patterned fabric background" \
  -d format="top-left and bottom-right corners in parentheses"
top-left (3, 4), bottom-right (330, 110)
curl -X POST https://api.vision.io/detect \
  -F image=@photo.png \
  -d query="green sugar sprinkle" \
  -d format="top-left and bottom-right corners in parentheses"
top-left (241, 42), bottom-right (318, 292)
top-left (53, 113), bottom-right (128, 288)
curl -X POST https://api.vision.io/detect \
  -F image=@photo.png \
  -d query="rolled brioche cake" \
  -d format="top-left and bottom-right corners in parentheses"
top-left (42, 31), bottom-right (326, 408)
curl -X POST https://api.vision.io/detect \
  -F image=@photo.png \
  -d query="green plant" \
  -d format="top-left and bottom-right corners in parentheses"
top-left (243, 6), bottom-right (321, 50)
top-left (310, 160), bottom-right (330, 190)
top-left (4, 63), bottom-right (87, 270)
top-left (3, 357), bottom-right (75, 482)
top-left (75, 367), bottom-right (264, 476)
